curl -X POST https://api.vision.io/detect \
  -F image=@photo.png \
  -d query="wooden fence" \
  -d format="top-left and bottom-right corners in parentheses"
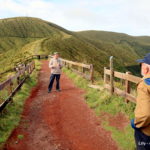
top-left (1, 54), bottom-right (94, 82)
top-left (0, 54), bottom-right (94, 112)
top-left (48, 55), bottom-right (94, 83)
top-left (0, 61), bottom-right (35, 112)
top-left (104, 56), bottom-right (141, 103)
top-left (0, 55), bottom-right (48, 76)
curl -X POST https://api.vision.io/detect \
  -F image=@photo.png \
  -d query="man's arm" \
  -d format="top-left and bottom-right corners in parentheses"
top-left (49, 59), bottom-right (55, 68)
top-left (134, 81), bottom-right (150, 128)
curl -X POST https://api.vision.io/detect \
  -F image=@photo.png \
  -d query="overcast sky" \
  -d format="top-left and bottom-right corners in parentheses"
top-left (0, 0), bottom-right (150, 36)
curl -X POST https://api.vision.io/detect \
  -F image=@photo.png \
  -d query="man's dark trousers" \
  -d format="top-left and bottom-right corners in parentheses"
top-left (135, 129), bottom-right (150, 150)
top-left (48, 74), bottom-right (60, 91)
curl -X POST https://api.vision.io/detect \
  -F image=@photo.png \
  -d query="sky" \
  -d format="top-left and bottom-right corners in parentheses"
top-left (0, 0), bottom-right (150, 36)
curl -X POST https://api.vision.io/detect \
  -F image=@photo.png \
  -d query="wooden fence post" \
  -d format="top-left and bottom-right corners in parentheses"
top-left (70, 63), bottom-right (72, 69)
top-left (110, 56), bottom-right (114, 95)
top-left (67, 62), bottom-right (69, 69)
top-left (9, 81), bottom-right (13, 95)
top-left (82, 67), bottom-right (85, 73)
top-left (125, 71), bottom-right (131, 103)
top-left (33, 61), bottom-right (35, 70)
top-left (17, 76), bottom-right (20, 85)
top-left (90, 64), bottom-right (94, 84)
top-left (78, 66), bottom-right (80, 72)
top-left (104, 67), bottom-right (107, 84)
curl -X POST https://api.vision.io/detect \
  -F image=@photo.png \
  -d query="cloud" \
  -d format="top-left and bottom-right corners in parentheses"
top-left (0, 0), bottom-right (150, 36)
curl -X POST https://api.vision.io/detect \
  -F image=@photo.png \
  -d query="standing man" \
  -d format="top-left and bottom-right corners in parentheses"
top-left (131, 53), bottom-right (150, 150)
top-left (48, 52), bottom-right (63, 93)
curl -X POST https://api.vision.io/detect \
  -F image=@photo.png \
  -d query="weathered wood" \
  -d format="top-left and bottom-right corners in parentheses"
top-left (61, 58), bottom-right (91, 69)
top-left (9, 82), bottom-right (13, 94)
top-left (0, 60), bottom-right (35, 112)
top-left (126, 74), bottom-right (141, 84)
top-left (0, 61), bottom-right (35, 91)
top-left (110, 56), bottom-right (114, 95)
top-left (104, 84), bottom-right (136, 103)
top-left (105, 68), bottom-right (111, 75)
top-left (17, 76), bottom-right (20, 85)
top-left (0, 77), bottom-right (28, 112)
top-left (125, 72), bottom-right (131, 103)
top-left (82, 67), bottom-right (85, 73)
top-left (48, 55), bottom-right (93, 81)
top-left (90, 64), bottom-right (94, 83)
top-left (114, 71), bottom-right (126, 80)
top-left (104, 67), bottom-right (107, 84)
top-left (105, 69), bottom-right (141, 84)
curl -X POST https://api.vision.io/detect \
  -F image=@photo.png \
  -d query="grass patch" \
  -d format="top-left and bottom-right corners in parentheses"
top-left (0, 60), bottom-right (41, 149)
top-left (17, 134), bottom-right (24, 140)
top-left (63, 68), bottom-right (136, 150)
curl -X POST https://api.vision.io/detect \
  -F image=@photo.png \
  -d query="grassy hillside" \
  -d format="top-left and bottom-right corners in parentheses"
top-left (1, 17), bottom-right (150, 81)
top-left (0, 17), bottom-right (70, 80)
top-left (0, 17), bottom-right (71, 38)
top-left (76, 30), bottom-right (150, 73)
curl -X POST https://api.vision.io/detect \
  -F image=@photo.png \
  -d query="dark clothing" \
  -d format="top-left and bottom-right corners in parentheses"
top-left (135, 129), bottom-right (150, 150)
top-left (48, 74), bottom-right (60, 91)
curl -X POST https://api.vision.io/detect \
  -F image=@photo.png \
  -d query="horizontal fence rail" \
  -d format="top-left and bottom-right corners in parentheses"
top-left (0, 54), bottom-right (94, 112)
top-left (104, 57), bottom-right (141, 103)
top-left (104, 68), bottom-right (141, 84)
top-left (0, 61), bottom-right (35, 112)
top-left (48, 55), bottom-right (94, 83)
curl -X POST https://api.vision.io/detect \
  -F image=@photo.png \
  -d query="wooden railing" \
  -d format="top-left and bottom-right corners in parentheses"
top-left (0, 54), bottom-right (94, 112)
top-left (0, 55), bottom-right (47, 76)
top-left (48, 55), bottom-right (94, 83)
top-left (0, 61), bottom-right (35, 112)
top-left (1, 54), bottom-right (94, 82)
top-left (103, 56), bottom-right (141, 103)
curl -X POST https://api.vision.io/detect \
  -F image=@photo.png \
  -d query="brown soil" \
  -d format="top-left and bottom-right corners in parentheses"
top-left (100, 112), bottom-right (129, 131)
top-left (4, 60), bottom-right (119, 150)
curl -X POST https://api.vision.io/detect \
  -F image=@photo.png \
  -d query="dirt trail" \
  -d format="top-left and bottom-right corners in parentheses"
top-left (4, 60), bottom-right (119, 150)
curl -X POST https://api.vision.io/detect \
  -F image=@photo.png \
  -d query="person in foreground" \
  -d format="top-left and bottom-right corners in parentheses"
top-left (48, 52), bottom-right (63, 93)
top-left (131, 53), bottom-right (150, 150)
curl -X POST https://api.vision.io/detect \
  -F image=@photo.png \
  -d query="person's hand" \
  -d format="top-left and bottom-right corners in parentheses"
top-left (59, 64), bottom-right (62, 68)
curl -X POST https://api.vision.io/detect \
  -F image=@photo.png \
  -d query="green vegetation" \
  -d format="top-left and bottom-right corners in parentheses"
top-left (0, 17), bottom-right (66, 77)
top-left (1, 16), bottom-right (149, 149)
top-left (0, 60), bottom-right (41, 149)
top-left (76, 30), bottom-right (150, 74)
top-left (17, 134), bottom-right (24, 140)
top-left (63, 68), bottom-right (136, 150)
top-left (1, 17), bottom-right (150, 82)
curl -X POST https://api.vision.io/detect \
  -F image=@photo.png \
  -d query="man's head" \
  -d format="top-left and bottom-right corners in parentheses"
top-left (137, 53), bottom-right (150, 76)
top-left (141, 63), bottom-right (150, 76)
top-left (53, 52), bottom-right (59, 59)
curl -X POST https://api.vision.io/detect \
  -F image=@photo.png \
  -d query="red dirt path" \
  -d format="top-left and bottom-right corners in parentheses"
top-left (4, 60), bottom-right (119, 150)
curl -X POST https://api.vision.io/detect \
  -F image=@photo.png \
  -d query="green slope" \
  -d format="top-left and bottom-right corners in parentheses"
top-left (76, 30), bottom-right (150, 73)
top-left (1, 17), bottom-right (150, 81)
top-left (0, 17), bottom-right (70, 38)
top-left (0, 17), bottom-right (70, 79)
top-left (76, 30), bottom-right (150, 57)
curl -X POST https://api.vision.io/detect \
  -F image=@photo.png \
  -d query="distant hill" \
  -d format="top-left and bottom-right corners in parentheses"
top-left (0, 17), bottom-right (150, 80)
top-left (0, 17), bottom-right (71, 38)
top-left (76, 30), bottom-right (150, 73)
